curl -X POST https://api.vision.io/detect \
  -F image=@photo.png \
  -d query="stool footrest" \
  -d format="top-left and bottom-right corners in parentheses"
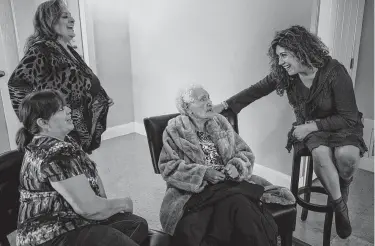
top-left (296, 186), bottom-right (333, 213)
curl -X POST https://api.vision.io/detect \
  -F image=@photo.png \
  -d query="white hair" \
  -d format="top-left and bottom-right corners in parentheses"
top-left (175, 84), bottom-right (205, 115)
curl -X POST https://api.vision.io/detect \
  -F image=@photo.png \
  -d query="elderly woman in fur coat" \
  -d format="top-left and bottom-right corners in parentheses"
top-left (158, 85), bottom-right (295, 246)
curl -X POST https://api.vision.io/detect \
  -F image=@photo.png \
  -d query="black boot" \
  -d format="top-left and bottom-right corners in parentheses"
top-left (332, 197), bottom-right (352, 239)
top-left (339, 177), bottom-right (353, 204)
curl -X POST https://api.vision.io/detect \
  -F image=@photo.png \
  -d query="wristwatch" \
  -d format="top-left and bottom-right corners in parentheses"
top-left (221, 101), bottom-right (229, 110)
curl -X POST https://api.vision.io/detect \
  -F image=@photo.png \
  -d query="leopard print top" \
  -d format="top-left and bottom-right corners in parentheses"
top-left (8, 40), bottom-right (110, 153)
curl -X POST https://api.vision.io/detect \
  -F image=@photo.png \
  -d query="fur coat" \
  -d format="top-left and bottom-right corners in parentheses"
top-left (158, 114), bottom-right (295, 235)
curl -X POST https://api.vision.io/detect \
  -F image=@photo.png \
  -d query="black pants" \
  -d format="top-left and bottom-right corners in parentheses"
top-left (41, 213), bottom-right (148, 246)
top-left (173, 194), bottom-right (277, 246)
top-left (206, 194), bottom-right (266, 246)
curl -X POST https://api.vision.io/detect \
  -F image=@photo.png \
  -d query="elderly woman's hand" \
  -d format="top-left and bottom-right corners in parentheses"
top-left (204, 168), bottom-right (226, 184)
top-left (225, 164), bottom-right (239, 179)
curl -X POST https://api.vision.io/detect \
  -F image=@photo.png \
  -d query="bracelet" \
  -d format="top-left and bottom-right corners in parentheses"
top-left (221, 101), bottom-right (229, 110)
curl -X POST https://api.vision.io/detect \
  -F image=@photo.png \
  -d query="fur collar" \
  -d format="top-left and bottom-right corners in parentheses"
top-left (165, 114), bottom-right (237, 165)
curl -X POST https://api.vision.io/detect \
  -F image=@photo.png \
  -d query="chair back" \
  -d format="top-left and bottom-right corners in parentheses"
top-left (0, 150), bottom-right (24, 244)
top-left (143, 110), bottom-right (238, 174)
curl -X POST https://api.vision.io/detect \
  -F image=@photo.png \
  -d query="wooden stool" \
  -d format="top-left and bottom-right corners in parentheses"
top-left (290, 146), bottom-right (334, 246)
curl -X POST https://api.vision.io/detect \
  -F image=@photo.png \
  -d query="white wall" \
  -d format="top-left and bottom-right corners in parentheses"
top-left (0, 95), bottom-right (9, 153)
top-left (90, 0), bottom-right (134, 127)
top-left (354, 0), bottom-right (374, 120)
top-left (129, 0), bottom-right (314, 175)
top-left (10, 0), bottom-right (37, 57)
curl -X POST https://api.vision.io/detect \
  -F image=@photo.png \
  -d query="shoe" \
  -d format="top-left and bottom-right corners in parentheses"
top-left (339, 177), bottom-right (353, 204)
top-left (332, 197), bottom-right (352, 239)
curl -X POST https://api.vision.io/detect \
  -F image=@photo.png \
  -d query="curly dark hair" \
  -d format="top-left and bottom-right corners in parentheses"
top-left (267, 25), bottom-right (330, 96)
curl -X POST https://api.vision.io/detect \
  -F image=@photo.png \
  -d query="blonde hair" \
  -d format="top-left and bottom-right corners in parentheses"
top-left (25, 0), bottom-right (67, 51)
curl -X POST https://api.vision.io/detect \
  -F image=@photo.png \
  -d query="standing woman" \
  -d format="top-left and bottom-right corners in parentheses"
top-left (214, 25), bottom-right (367, 239)
top-left (8, 0), bottom-right (113, 154)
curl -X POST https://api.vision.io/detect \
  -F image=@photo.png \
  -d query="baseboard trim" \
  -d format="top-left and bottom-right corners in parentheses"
top-left (361, 118), bottom-right (374, 173)
top-left (253, 163), bottom-right (294, 188)
top-left (102, 122), bottom-right (135, 141)
top-left (134, 122), bottom-right (147, 136)
top-left (359, 157), bottom-right (374, 173)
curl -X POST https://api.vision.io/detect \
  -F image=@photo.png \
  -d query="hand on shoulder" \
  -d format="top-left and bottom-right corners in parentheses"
top-left (213, 102), bottom-right (226, 113)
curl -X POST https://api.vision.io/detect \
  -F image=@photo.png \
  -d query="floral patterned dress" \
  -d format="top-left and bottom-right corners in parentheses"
top-left (196, 131), bottom-right (226, 172)
top-left (16, 135), bottom-right (102, 246)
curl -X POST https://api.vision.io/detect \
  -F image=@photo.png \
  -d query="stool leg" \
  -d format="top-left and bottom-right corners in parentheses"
top-left (301, 157), bottom-right (314, 221)
top-left (280, 231), bottom-right (293, 246)
top-left (0, 236), bottom-right (10, 246)
top-left (323, 199), bottom-right (334, 246)
top-left (290, 150), bottom-right (301, 196)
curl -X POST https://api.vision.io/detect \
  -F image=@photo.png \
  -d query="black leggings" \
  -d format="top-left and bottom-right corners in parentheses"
top-left (40, 213), bottom-right (148, 246)
top-left (206, 194), bottom-right (264, 246)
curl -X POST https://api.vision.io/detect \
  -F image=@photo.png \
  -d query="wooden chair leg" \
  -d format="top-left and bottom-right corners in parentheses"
top-left (301, 156), bottom-right (314, 221)
top-left (280, 231), bottom-right (293, 246)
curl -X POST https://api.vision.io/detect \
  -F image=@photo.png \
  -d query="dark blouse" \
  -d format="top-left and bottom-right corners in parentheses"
top-left (17, 135), bottom-right (102, 246)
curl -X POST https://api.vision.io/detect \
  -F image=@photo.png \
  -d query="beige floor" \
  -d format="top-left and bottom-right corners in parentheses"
top-left (91, 133), bottom-right (374, 246)
top-left (293, 173), bottom-right (374, 246)
top-left (90, 133), bottom-right (166, 231)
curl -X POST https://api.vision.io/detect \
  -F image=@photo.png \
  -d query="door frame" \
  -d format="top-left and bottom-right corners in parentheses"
top-left (0, 0), bottom-right (21, 150)
top-left (77, 0), bottom-right (97, 74)
top-left (312, 0), bottom-right (365, 87)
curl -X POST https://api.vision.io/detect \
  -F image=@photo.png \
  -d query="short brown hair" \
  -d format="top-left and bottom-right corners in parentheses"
top-left (16, 89), bottom-right (65, 151)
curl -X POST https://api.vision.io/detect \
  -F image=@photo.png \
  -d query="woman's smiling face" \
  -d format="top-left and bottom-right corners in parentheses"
top-left (53, 5), bottom-right (75, 42)
top-left (276, 45), bottom-right (304, 75)
top-left (43, 105), bottom-right (74, 135)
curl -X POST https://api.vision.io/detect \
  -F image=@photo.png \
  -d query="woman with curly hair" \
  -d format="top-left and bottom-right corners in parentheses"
top-left (8, 0), bottom-right (113, 154)
top-left (214, 25), bottom-right (367, 239)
